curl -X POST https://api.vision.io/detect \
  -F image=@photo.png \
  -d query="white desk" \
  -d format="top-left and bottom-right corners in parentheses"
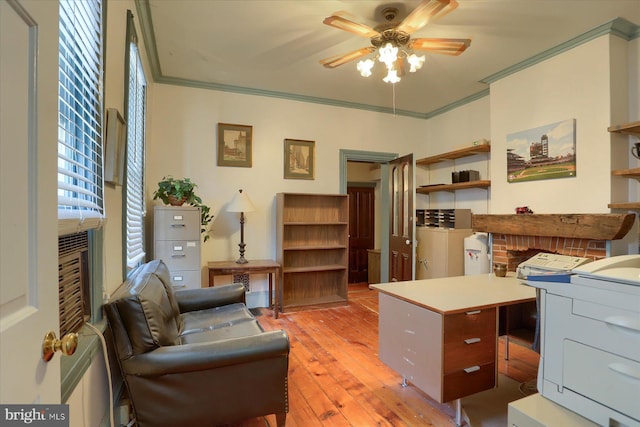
top-left (372, 273), bottom-right (536, 426)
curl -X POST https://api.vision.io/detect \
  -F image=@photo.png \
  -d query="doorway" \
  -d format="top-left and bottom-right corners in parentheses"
top-left (340, 150), bottom-right (398, 284)
top-left (347, 182), bottom-right (375, 284)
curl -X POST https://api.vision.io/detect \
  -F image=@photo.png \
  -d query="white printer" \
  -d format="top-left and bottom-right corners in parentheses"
top-left (525, 255), bottom-right (640, 427)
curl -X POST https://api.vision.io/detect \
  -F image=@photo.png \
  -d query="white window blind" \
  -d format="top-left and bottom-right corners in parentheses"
top-left (125, 15), bottom-right (147, 269)
top-left (58, 0), bottom-right (104, 236)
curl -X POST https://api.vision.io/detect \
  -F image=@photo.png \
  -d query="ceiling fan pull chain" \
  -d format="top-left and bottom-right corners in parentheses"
top-left (392, 83), bottom-right (397, 115)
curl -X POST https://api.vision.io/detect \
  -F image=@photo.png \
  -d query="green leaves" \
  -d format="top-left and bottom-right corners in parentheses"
top-left (153, 176), bottom-right (214, 242)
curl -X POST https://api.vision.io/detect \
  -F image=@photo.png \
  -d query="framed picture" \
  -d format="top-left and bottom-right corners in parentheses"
top-left (217, 123), bottom-right (252, 167)
top-left (104, 108), bottom-right (126, 186)
top-left (284, 139), bottom-right (315, 180)
top-left (506, 118), bottom-right (576, 183)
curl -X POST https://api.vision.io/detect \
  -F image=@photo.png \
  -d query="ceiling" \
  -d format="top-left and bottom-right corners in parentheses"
top-left (138, 0), bottom-right (640, 118)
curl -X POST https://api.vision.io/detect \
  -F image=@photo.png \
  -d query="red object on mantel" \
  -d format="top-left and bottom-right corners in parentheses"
top-left (516, 206), bottom-right (534, 214)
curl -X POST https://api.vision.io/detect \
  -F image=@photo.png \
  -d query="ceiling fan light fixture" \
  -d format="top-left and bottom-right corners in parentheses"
top-left (378, 42), bottom-right (399, 68)
top-left (357, 59), bottom-right (375, 77)
top-left (407, 53), bottom-right (425, 72)
top-left (383, 68), bottom-right (401, 84)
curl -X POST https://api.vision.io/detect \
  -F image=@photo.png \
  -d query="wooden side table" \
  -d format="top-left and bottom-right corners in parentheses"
top-left (207, 259), bottom-right (282, 318)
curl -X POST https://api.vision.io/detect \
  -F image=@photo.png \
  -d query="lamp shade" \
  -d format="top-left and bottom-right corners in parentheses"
top-left (227, 189), bottom-right (255, 213)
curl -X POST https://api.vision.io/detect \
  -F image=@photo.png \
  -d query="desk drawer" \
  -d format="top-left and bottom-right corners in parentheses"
top-left (443, 362), bottom-right (495, 402)
top-left (564, 340), bottom-right (640, 420)
top-left (444, 308), bottom-right (496, 344)
top-left (444, 337), bottom-right (495, 374)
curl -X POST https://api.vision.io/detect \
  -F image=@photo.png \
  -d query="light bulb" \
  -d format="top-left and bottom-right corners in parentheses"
top-left (357, 59), bottom-right (374, 77)
top-left (383, 68), bottom-right (401, 84)
top-left (378, 42), bottom-right (398, 68)
top-left (407, 54), bottom-right (425, 72)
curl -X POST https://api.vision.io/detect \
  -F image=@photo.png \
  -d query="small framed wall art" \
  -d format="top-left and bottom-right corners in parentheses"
top-left (217, 123), bottom-right (252, 167)
top-left (104, 108), bottom-right (126, 185)
top-left (284, 139), bottom-right (315, 180)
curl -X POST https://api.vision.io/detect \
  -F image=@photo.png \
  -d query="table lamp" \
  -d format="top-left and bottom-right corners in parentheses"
top-left (227, 189), bottom-right (256, 264)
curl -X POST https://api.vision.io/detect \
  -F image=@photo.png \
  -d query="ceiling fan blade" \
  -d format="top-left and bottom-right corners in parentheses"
top-left (320, 47), bottom-right (376, 68)
top-left (409, 38), bottom-right (471, 56)
top-left (323, 12), bottom-right (380, 38)
top-left (396, 0), bottom-right (458, 35)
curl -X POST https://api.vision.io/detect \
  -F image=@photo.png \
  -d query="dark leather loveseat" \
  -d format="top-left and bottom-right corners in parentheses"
top-left (104, 260), bottom-right (289, 427)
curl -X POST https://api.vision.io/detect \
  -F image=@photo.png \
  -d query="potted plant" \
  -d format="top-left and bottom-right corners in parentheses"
top-left (153, 176), bottom-right (214, 241)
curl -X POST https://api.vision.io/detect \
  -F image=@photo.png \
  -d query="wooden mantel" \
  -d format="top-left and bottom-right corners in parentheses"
top-left (472, 213), bottom-right (635, 240)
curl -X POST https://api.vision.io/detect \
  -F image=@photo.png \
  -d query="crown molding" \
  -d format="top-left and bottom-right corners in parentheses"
top-left (154, 74), bottom-right (427, 119)
top-left (480, 17), bottom-right (639, 85)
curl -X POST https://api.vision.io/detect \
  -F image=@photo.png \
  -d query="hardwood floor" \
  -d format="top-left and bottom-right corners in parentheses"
top-left (234, 283), bottom-right (539, 427)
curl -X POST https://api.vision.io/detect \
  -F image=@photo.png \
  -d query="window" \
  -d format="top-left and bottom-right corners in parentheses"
top-left (124, 11), bottom-right (147, 271)
top-left (57, 0), bottom-right (103, 335)
top-left (58, 0), bottom-right (104, 235)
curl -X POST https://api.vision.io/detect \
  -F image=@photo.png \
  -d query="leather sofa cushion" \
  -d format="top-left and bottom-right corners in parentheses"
top-left (180, 319), bottom-right (264, 345)
top-left (180, 302), bottom-right (256, 335)
top-left (139, 259), bottom-right (185, 332)
top-left (107, 268), bottom-right (180, 355)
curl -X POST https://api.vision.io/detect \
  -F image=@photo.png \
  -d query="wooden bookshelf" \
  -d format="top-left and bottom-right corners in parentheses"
top-left (609, 122), bottom-right (640, 210)
top-left (276, 193), bottom-right (349, 312)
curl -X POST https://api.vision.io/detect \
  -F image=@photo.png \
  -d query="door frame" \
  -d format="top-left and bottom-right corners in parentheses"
top-left (339, 149), bottom-right (398, 283)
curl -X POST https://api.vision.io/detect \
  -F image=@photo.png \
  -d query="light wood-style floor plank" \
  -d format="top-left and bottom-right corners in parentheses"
top-left (229, 284), bottom-right (538, 427)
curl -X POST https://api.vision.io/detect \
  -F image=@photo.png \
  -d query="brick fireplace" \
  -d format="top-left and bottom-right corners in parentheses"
top-left (472, 213), bottom-right (635, 271)
top-left (491, 234), bottom-right (607, 272)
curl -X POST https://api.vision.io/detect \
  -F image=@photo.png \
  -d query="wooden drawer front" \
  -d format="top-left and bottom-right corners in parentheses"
top-left (564, 340), bottom-right (640, 420)
top-left (444, 337), bottom-right (495, 374)
top-left (444, 308), bottom-right (496, 344)
top-left (443, 362), bottom-right (495, 402)
top-left (155, 208), bottom-right (200, 240)
top-left (155, 240), bottom-right (200, 271)
top-left (167, 270), bottom-right (201, 290)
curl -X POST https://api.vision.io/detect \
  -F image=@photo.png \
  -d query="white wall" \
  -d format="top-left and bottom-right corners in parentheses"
top-left (490, 35), bottom-right (616, 214)
top-left (417, 97), bottom-right (492, 213)
top-left (146, 85), bottom-right (426, 302)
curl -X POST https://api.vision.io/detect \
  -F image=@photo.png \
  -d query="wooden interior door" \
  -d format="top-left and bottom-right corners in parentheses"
top-left (388, 154), bottom-right (414, 282)
top-left (348, 185), bottom-right (375, 283)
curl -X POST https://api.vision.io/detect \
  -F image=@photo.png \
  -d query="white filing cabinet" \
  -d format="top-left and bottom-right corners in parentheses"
top-left (416, 227), bottom-right (472, 279)
top-left (154, 205), bottom-right (201, 290)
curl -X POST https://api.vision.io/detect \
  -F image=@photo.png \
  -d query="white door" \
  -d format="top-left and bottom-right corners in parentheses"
top-left (0, 0), bottom-right (61, 404)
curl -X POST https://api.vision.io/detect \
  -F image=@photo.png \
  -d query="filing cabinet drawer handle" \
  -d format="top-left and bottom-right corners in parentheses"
top-left (464, 338), bottom-right (481, 344)
top-left (171, 224), bottom-right (186, 228)
top-left (465, 310), bottom-right (481, 315)
top-left (604, 316), bottom-right (640, 335)
top-left (171, 254), bottom-right (186, 258)
top-left (463, 366), bottom-right (480, 374)
top-left (608, 363), bottom-right (640, 382)
top-left (172, 284), bottom-right (187, 289)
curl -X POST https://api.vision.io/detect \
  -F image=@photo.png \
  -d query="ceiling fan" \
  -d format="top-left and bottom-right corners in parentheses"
top-left (320, 0), bottom-right (471, 83)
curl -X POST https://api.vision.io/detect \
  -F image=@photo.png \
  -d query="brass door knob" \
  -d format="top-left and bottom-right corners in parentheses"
top-left (42, 331), bottom-right (78, 362)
